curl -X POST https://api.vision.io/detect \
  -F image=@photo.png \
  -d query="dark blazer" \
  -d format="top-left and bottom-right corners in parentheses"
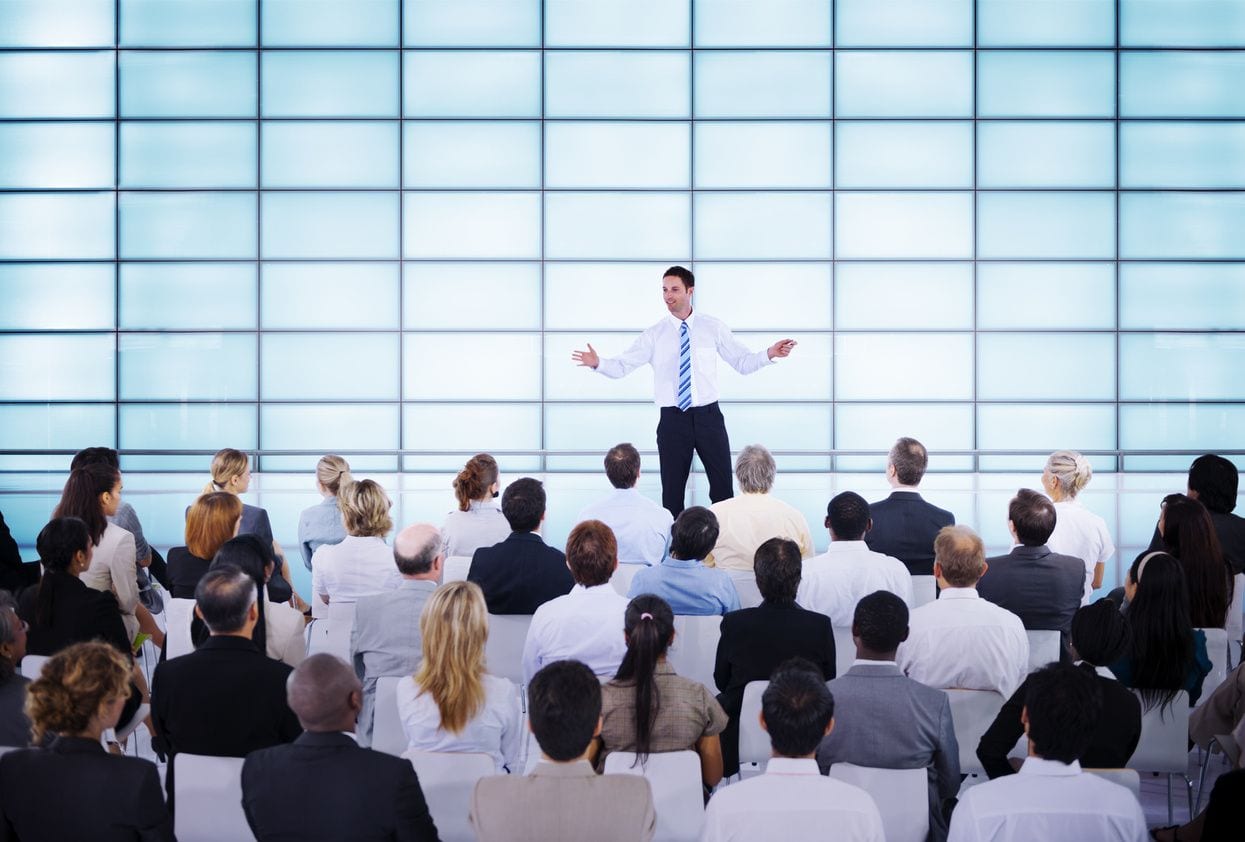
top-left (0, 736), bottom-right (173, 841)
top-left (0, 673), bottom-right (30, 748)
top-left (866, 491), bottom-right (956, 576)
top-left (467, 532), bottom-right (574, 615)
top-left (0, 509), bottom-right (35, 593)
top-left (17, 572), bottom-right (131, 657)
top-left (167, 545), bottom-right (292, 604)
top-left (242, 731), bottom-right (439, 842)
top-left (1149, 510), bottom-right (1245, 576)
top-left (977, 662), bottom-right (1142, 780)
top-left (977, 545), bottom-right (1086, 638)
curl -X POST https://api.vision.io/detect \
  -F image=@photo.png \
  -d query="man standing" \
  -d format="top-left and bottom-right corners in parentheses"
top-left (866, 437), bottom-right (956, 576)
top-left (572, 266), bottom-right (796, 516)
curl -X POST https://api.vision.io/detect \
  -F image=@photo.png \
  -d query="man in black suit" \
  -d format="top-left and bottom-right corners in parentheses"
top-left (714, 537), bottom-right (835, 777)
top-left (865, 437), bottom-right (956, 576)
top-left (468, 477), bottom-right (574, 614)
top-left (1147, 453), bottom-right (1245, 575)
top-left (242, 654), bottom-right (439, 841)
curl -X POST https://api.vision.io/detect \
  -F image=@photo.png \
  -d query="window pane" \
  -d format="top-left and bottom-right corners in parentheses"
top-left (724, 404), bottom-right (834, 470)
top-left (543, 334), bottom-right (653, 401)
top-left (978, 51), bottom-right (1115, 118)
top-left (694, 51), bottom-right (831, 118)
top-left (405, 333), bottom-right (540, 399)
top-left (979, 334), bottom-right (1115, 400)
top-left (978, 0), bottom-right (1114, 46)
top-left (120, 192), bottom-right (256, 259)
top-left (693, 263), bottom-right (832, 330)
top-left (1121, 264), bottom-right (1245, 330)
top-left (120, 122), bottom-right (256, 188)
top-left (836, 263), bottom-right (972, 329)
top-left (978, 404), bottom-right (1115, 453)
top-left (978, 263), bottom-right (1115, 329)
top-left (1122, 0), bottom-right (1245, 47)
top-left (1120, 404), bottom-right (1245, 454)
top-left (120, 263), bottom-right (256, 329)
top-left (1121, 123), bottom-right (1245, 189)
top-left (1121, 334), bottom-right (1245, 401)
top-left (121, 51), bottom-right (256, 118)
top-left (836, 193), bottom-right (972, 259)
top-left (544, 263), bottom-right (671, 331)
top-left (263, 0), bottom-right (398, 47)
top-left (405, 192), bottom-right (540, 258)
top-left (404, 122), bottom-right (540, 188)
top-left (262, 264), bottom-right (399, 329)
top-left (262, 192), bottom-right (399, 259)
top-left (264, 51), bottom-right (398, 118)
top-left (0, 52), bottom-right (114, 118)
top-left (835, 52), bottom-right (973, 117)
top-left (546, 52), bottom-right (688, 118)
top-left (407, 263), bottom-right (541, 329)
top-left (263, 334), bottom-right (398, 400)
top-left (264, 403), bottom-right (399, 456)
top-left (0, 335), bottom-right (114, 400)
top-left (836, 334), bottom-right (973, 400)
top-left (546, 0), bottom-right (689, 47)
top-left (0, 405), bottom-right (115, 457)
top-left (0, 193), bottom-right (114, 260)
top-left (694, 0), bottom-right (831, 47)
top-left (1122, 53), bottom-right (1245, 117)
top-left (696, 193), bottom-right (831, 259)
top-left (262, 122), bottom-right (398, 188)
top-left (403, 0), bottom-right (540, 47)
top-left (546, 193), bottom-right (688, 259)
top-left (977, 122), bottom-right (1114, 188)
top-left (120, 404), bottom-right (257, 453)
top-left (695, 123), bottom-right (829, 188)
top-left (0, 123), bottom-right (113, 188)
top-left (403, 52), bottom-right (539, 117)
top-left (121, 0), bottom-right (256, 46)
top-left (1121, 192), bottom-right (1245, 259)
top-left (0, 264), bottom-right (114, 329)
top-left (548, 122), bottom-right (689, 189)
top-left (977, 192), bottom-right (1115, 259)
top-left (717, 333), bottom-right (831, 401)
top-left (0, 0), bottom-right (114, 47)
top-left (120, 334), bottom-right (256, 400)
top-left (836, 404), bottom-right (974, 472)
top-left (835, 122), bottom-right (972, 188)
top-left (545, 403), bottom-right (657, 455)
top-left (404, 403), bottom-right (540, 452)
top-left (836, 0), bottom-right (971, 47)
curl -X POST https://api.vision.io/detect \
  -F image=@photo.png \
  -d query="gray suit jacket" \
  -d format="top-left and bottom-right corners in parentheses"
top-left (977, 544), bottom-right (1085, 639)
top-left (471, 760), bottom-right (656, 842)
top-left (817, 663), bottom-right (960, 842)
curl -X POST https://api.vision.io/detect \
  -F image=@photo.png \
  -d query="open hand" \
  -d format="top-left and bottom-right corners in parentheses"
top-left (768, 338), bottom-right (797, 360)
top-left (572, 343), bottom-right (600, 369)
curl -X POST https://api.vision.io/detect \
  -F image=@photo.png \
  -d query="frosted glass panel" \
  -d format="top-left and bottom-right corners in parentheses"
top-left (544, 263), bottom-right (674, 330)
top-left (120, 334), bottom-right (257, 400)
top-left (403, 0), bottom-right (540, 47)
top-left (836, 122), bottom-right (972, 188)
top-left (121, 52), bottom-right (256, 118)
top-left (1120, 334), bottom-right (1245, 401)
top-left (263, 0), bottom-right (398, 46)
top-left (546, 193), bottom-right (688, 259)
top-left (262, 334), bottom-right (398, 400)
top-left (120, 405), bottom-right (257, 452)
top-left (404, 403), bottom-right (540, 451)
top-left (0, 405), bottom-right (115, 454)
top-left (263, 123), bottom-right (397, 188)
top-left (726, 403), bottom-right (834, 457)
top-left (977, 404), bottom-right (1116, 452)
top-left (979, 334), bottom-right (1116, 400)
top-left (120, 122), bottom-right (256, 188)
top-left (263, 264), bottom-right (399, 329)
top-left (545, 404), bottom-right (658, 453)
top-left (264, 403), bottom-right (399, 452)
top-left (546, 52), bottom-right (689, 118)
top-left (546, 0), bottom-right (688, 47)
top-left (695, 123), bottom-right (829, 189)
top-left (406, 263), bottom-right (541, 329)
top-left (543, 334), bottom-right (654, 401)
top-left (548, 123), bottom-right (690, 189)
top-left (405, 193), bottom-right (541, 259)
top-left (405, 122), bottom-right (540, 188)
top-left (978, 192), bottom-right (1115, 259)
top-left (0, 265), bottom-right (114, 330)
top-left (1122, 53), bottom-right (1245, 117)
top-left (0, 193), bottom-right (114, 260)
top-left (693, 264), bottom-right (832, 331)
top-left (837, 263), bottom-right (972, 330)
top-left (836, 0), bottom-right (972, 47)
top-left (1121, 264), bottom-right (1245, 330)
top-left (1122, 0), bottom-right (1245, 47)
top-left (836, 52), bottom-right (973, 117)
top-left (0, 52), bottom-right (114, 117)
top-left (1122, 123), bottom-right (1245, 188)
top-left (694, 52), bottom-right (831, 118)
top-left (405, 334), bottom-right (541, 399)
top-left (978, 0), bottom-right (1114, 46)
top-left (836, 193), bottom-right (972, 259)
top-left (404, 52), bottom-right (540, 117)
top-left (262, 192), bottom-right (399, 259)
top-left (0, 123), bottom-right (113, 188)
top-left (122, 0), bottom-right (256, 46)
top-left (120, 264), bottom-right (257, 329)
top-left (694, 0), bottom-right (831, 47)
top-left (978, 52), bottom-right (1115, 117)
top-left (978, 263), bottom-right (1115, 330)
top-left (120, 192), bottom-right (257, 259)
top-left (716, 334), bottom-right (832, 401)
top-left (0, 0), bottom-right (114, 47)
top-left (1121, 193), bottom-right (1245, 259)
top-left (836, 334), bottom-right (973, 400)
top-left (1121, 404), bottom-right (1245, 453)
top-left (978, 122), bottom-right (1115, 188)
top-left (695, 193), bottom-right (831, 259)
top-left (263, 52), bottom-right (398, 117)
top-left (836, 404), bottom-right (974, 472)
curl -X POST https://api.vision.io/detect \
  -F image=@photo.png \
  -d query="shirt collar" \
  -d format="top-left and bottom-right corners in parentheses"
top-left (851, 658), bottom-right (898, 668)
top-left (764, 757), bottom-right (820, 776)
top-left (827, 540), bottom-right (869, 553)
top-left (531, 759), bottom-right (597, 778)
top-left (891, 485), bottom-right (921, 494)
top-left (666, 310), bottom-right (696, 330)
top-left (398, 578), bottom-right (439, 591)
top-left (572, 583), bottom-right (618, 597)
top-left (663, 556), bottom-right (703, 569)
top-left (1018, 757), bottom-right (1082, 777)
top-left (939, 587), bottom-right (979, 600)
top-left (467, 500), bottom-right (500, 513)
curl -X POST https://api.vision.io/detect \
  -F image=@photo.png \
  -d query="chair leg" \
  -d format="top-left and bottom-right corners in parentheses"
top-left (1167, 774), bottom-right (1173, 824)
top-left (1183, 774), bottom-right (1194, 822)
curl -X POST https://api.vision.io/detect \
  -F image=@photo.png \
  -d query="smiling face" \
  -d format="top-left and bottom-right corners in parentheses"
top-left (662, 275), bottom-right (693, 319)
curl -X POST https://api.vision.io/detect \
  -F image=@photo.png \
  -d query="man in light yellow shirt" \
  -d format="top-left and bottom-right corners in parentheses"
top-left (707, 444), bottom-right (814, 572)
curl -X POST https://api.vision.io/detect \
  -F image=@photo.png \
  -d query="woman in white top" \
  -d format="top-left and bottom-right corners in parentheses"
top-left (212, 535), bottom-right (307, 667)
top-left (1042, 450), bottom-right (1116, 605)
top-left (440, 453), bottom-right (510, 559)
top-left (311, 479), bottom-right (396, 613)
top-left (297, 454), bottom-right (351, 572)
top-left (396, 580), bottom-right (521, 773)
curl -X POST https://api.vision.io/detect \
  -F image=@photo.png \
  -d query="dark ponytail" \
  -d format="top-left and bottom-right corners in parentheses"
top-left (34, 517), bottom-right (92, 627)
top-left (614, 595), bottom-right (675, 762)
top-left (53, 464), bottom-right (117, 546)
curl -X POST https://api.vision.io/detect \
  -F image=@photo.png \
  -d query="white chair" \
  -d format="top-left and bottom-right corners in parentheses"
top-left (911, 576), bottom-right (937, 607)
top-left (832, 627), bottom-right (854, 675)
top-left (738, 680), bottom-right (769, 771)
top-left (1025, 630), bottom-right (1061, 672)
top-left (405, 750), bottom-right (495, 842)
top-left (308, 600), bottom-right (355, 662)
top-left (1130, 690), bottom-right (1192, 823)
top-left (173, 754), bottom-right (253, 842)
top-left (485, 614), bottom-right (533, 687)
top-left (164, 597), bottom-right (197, 659)
top-left (18, 655), bottom-right (49, 681)
top-left (443, 556), bottom-right (471, 584)
top-left (828, 762), bottom-right (929, 842)
top-left (727, 572), bottom-right (763, 609)
top-left (1085, 768), bottom-right (1141, 799)
top-left (946, 689), bottom-right (1006, 779)
top-left (115, 702), bottom-right (150, 745)
top-left (1196, 627), bottom-right (1230, 704)
top-left (605, 750), bottom-right (705, 842)
top-left (1227, 573), bottom-right (1243, 667)
top-left (371, 675), bottom-right (406, 757)
top-left (611, 563), bottom-right (645, 596)
top-left (667, 614), bottom-right (722, 693)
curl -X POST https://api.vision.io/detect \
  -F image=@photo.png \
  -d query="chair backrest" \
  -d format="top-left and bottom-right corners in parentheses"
top-left (738, 680), bottom-right (770, 769)
top-left (832, 627), bottom-right (854, 675)
top-left (1084, 768), bottom-right (1141, 799)
top-left (1025, 629), bottom-right (1061, 672)
top-left (611, 563), bottom-right (644, 596)
top-left (728, 572), bottom-right (763, 609)
top-left (828, 762), bottom-right (929, 842)
top-left (945, 689), bottom-right (1007, 777)
top-left (666, 614), bottom-right (722, 693)
top-left (911, 576), bottom-right (937, 608)
top-left (485, 614), bottom-right (533, 686)
top-left (443, 556), bottom-right (471, 584)
top-left (309, 600), bottom-right (356, 661)
top-left (1196, 627), bottom-right (1230, 703)
top-left (371, 675), bottom-right (406, 757)
top-left (173, 754), bottom-right (253, 842)
top-left (18, 655), bottom-right (49, 681)
top-left (1129, 690), bottom-right (1190, 774)
top-left (1227, 573), bottom-right (1243, 646)
top-left (604, 750), bottom-right (705, 842)
top-left (165, 597), bottom-right (198, 659)
top-left (404, 750), bottom-right (495, 842)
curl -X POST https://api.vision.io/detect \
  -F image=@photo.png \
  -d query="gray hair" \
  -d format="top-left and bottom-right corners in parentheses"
top-left (1045, 450), bottom-right (1092, 498)
top-left (393, 523), bottom-right (441, 576)
top-left (0, 590), bottom-right (19, 652)
top-left (735, 444), bottom-right (776, 494)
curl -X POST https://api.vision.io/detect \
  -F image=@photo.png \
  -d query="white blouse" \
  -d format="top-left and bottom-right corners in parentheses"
top-left (310, 535), bottom-right (397, 617)
top-left (396, 673), bottom-right (522, 773)
top-left (1046, 499), bottom-right (1116, 605)
top-left (440, 501), bottom-right (511, 560)
top-left (262, 597), bottom-right (307, 667)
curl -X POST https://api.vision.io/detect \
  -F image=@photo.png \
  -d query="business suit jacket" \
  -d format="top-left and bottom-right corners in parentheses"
top-left (816, 663), bottom-right (960, 842)
top-left (0, 736), bottom-right (173, 841)
top-left (18, 572), bottom-right (131, 657)
top-left (242, 731), bottom-right (439, 842)
top-left (471, 760), bottom-right (655, 842)
top-left (0, 509), bottom-right (35, 593)
top-left (866, 491), bottom-right (956, 576)
top-left (166, 545), bottom-right (292, 604)
top-left (976, 545), bottom-right (1085, 642)
top-left (468, 532), bottom-right (574, 615)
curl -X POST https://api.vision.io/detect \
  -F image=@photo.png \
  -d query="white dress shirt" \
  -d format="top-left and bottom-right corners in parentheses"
top-left (707, 492), bottom-right (815, 572)
top-left (311, 535), bottom-right (396, 609)
top-left (440, 501), bottom-right (511, 560)
top-left (262, 596), bottom-right (307, 667)
top-left (576, 488), bottom-right (673, 566)
top-left (396, 673), bottom-right (523, 774)
top-left (947, 758), bottom-right (1148, 842)
top-left (1046, 499), bottom-right (1116, 604)
top-left (701, 757), bottom-right (885, 842)
top-left (896, 587), bottom-right (1030, 697)
top-left (797, 541), bottom-right (914, 627)
top-left (594, 311), bottom-right (772, 408)
top-left (522, 583), bottom-right (629, 683)
top-left (79, 522), bottom-right (139, 640)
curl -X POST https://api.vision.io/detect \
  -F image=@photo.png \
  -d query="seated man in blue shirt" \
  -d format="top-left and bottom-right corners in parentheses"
top-left (628, 506), bottom-right (740, 615)
top-left (575, 442), bottom-right (672, 567)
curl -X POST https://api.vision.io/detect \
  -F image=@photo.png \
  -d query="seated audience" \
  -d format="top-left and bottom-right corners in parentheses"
top-left (1042, 450), bottom-right (1115, 603)
top-left (0, 508), bottom-right (34, 593)
top-left (1158, 493), bottom-right (1231, 629)
top-left (168, 491), bottom-right (242, 598)
top-left (210, 536), bottom-right (306, 667)
top-left (627, 506), bottom-right (739, 615)
top-left (817, 591), bottom-right (959, 842)
top-left (311, 479), bottom-right (396, 610)
top-left (242, 654), bottom-right (439, 842)
top-left (977, 599), bottom-right (1142, 780)
top-left (297, 454), bottom-right (351, 571)
top-left (702, 659), bottom-right (884, 842)
top-left (866, 437), bottom-right (956, 576)
top-left (707, 444), bottom-right (814, 572)
top-left (715, 537), bottom-right (836, 777)
top-left (352, 524), bottom-right (442, 746)
top-left (1153, 768), bottom-right (1245, 842)
top-left (0, 591), bottom-right (30, 747)
top-left (1149, 454), bottom-right (1245, 576)
top-left (798, 491), bottom-right (913, 627)
top-left (470, 659), bottom-right (656, 842)
top-left (523, 520), bottom-right (629, 682)
top-left (468, 477), bottom-right (574, 615)
top-left (897, 526), bottom-right (1029, 697)
top-left (947, 663), bottom-right (1148, 842)
top-left (1191, 659), bottom-right (1245, 752)
top-left (442, 453), bottom-right (510, 560)
top-left (397, 580), bottom-right (521, 772)
top-left (71, 447), bottom-right (165, 591)
top-left (599, 595), bottom-right (728, 787)
top-left (577, 443), bottom-right (673, 567)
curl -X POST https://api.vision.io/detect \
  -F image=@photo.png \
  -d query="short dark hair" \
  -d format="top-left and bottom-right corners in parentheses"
top-left (1188, 454), bottom-right (1239, 514)
top-left (70, 446), bottom-right (119, 471)
top-left (888, 437), bottom-right (928, 486)
top-left (565, 520), bottom-right (617, 587)
top-left (670, 506), bottom-right (718, 561)
top-left (852, 591), bottom-right (909, 654)
top-left (762, 658), bottom-right (835, 759)
top-left (1070, 598), bottom-right (1132, 667)
top-left (194, 565), bottom-right (256, 634)
top-left (827, 491), bottom-right (870, 541)
top-left (527, 660), bottom-right (602, 762)
top-left (754, 537), bottom-right (802, 606)
top-left (36, 517), bottom-right (91, 574)
top-left (1009, 488), bottom-right (1056, 546)
top-left (501, 477), bottom-right (545, 532)
top-left (604, 443), bottom-right (641, 489)
top-left (663, 265), bottom-right (694, 289)
top-left (1024, 662), bottom-right (1103, 764)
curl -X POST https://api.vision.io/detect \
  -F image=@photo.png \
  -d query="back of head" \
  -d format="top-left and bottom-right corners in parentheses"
top-left (453, 453), bottom-right (499, 512)
top-left (1009, 488), bottom-right (1057, 546)
top-left (1126, 551), bottom-right (1194, 712)
top-left (852, 591), bottom-right (909, 655)
top-left (394, 523), bottom-right (441, 576)
top-left (1070, 598), bottom-right (1132, 667)
top-left (315, 454), bottom-right (352, 497)
top-left (1187, 453), bottom-right (1239, 515)
top-left (888, 437), bottom-right (928, 487)
top-left (616, 595), bottom-right (676, 760)
top-left (1160, 493), bottom-right (1228, 627)
top-left (604, 442), bottom-right (641, 489)
top-left (195, 565), bottom-right (256, 634)
top-left (186, 491), bottom-right (243, 560)
top-left (828, 491), bottom-right (870, 541)
top-left (669, 506), bottom-right (718, 561)
top-left (1024, 662), bottom-right (1103, 763)
top-left (416, 581), bottom-right (488, 733)
top-left (26, 641), bottom-right (130, 744)
top-left (339, 478), bottom-right (393, 538)
top-left (287, 653), bottom-right (361, 732)
top-left (735, 444), bottom-right (776, 494)
top-left (762, 658), bottom-right (835, 759)
top-left (210, 535), bottom-right (270, 650)
top-left (1044, 450), bottom-right (1093, 499)
top-left (501, 476), bottom-right (544, 532)
top-left (54, 463), bottom-right (117, 545)
top-left (754, 537), bottom-right (802, 606)
top-left (205, 447), bottom-right (248, 494)
top-left (528, 659), bottom-right (602, 762)
top-left (565, 520), bottom-right (617, 587)
top-left (36, 516), bottom-right (91, 575)
top-left (933, 525), bottom-right (986, 587)
top-left (70, 446), bottom-right (119, 472)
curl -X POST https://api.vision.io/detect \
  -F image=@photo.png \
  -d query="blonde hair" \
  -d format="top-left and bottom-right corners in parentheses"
top-left (933, 525), bottom-right (986, 587)
top-left (26, 641), bottom-right (130, 744)
top-left (340, 479), bottom-right (392, 538)
top-left (414, 581), bottom-right (488, 734)
top-left (203, 448), bottom-right (249, 495)
top-left (452, 454), bottom-right (499, 512)
top-left (186, 492), bottom-right (243, 560)
top-left (1045, 450), bottom-right (1093, 499)
top-left (316, 454), bottom-right (352, 497)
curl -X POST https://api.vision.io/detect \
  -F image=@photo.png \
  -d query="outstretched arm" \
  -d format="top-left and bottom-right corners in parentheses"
top-left (717, 323), bottom-right (797, 375)
top-left (768, 339), bottom-right (796, 359)
top-left (571, 330), bottom-right (655, 379)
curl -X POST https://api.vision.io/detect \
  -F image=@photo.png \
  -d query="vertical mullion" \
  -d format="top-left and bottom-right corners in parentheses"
top-left (1114, 0), bottom-right (1123, 478)
top-left (830, 2), bottom-right (837, 474)
top-left (539, 3), bottom-right (547, 474)
top-left (398, 0), bottom-right (406, 476)
top-left (114, 4), bottom-right (122, 459)
top-left (255, 2), bottom-right (263, 474)
top-left (971, 0), bottom-right (980, 475)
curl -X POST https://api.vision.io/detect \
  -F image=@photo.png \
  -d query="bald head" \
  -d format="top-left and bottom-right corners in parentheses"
top-left (933, 524), bottom-right (987, 588)
top-left (393, 523), bottom-right (442, 578)
top-left (287, 654), bottom-right (362, 732)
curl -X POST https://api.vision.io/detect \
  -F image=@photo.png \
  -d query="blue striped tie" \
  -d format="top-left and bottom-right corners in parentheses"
top-left (677, 320), bottom-right (692, 411)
